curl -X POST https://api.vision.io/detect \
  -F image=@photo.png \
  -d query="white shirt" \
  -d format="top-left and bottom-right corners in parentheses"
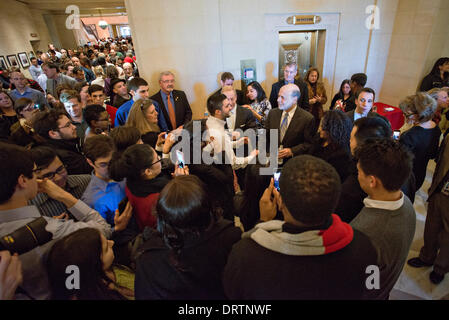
top-left (279, 105), bottom-right (297, 136)
top-left (206, 116), bottom-right (255, 170)
top-left (363, 192), bottom-right (404, 211)
top-left (37, 73), bottom-right (47, 92)
top-left (226, 105), bottom-right (237, 132)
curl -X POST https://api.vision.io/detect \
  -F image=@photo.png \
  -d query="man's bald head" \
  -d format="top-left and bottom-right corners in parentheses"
top-left (278, 83), bottom-right (301, 111)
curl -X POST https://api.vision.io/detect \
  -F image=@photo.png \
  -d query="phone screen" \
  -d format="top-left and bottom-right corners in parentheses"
top-left (176, 150), bottom-right (185, 168)
top-left (273, 168), bottom-right (281, 191)
top-left (393, 130), bottom-right (400, 140)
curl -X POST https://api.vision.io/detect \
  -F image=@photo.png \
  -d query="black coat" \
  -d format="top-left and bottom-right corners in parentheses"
top-left (151, 90), bottom-right (192, 131)
top-left (269, 78), bottom-right (310, 111)
top-left (419, 73), bottom-right (449, 92)
top-left (38, 138), bottom-right (91, 175)
top-left (264, 106), bottom-right (316, 157)
top-left (135, 219), bottom-right (242, 300)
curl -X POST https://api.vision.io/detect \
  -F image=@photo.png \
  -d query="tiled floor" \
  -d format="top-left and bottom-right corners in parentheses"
top-left (390, 160), bottom-right (449, 300)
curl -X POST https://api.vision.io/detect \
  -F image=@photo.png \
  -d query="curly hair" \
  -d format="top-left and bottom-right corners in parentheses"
top-left (320, 110), bottom-right (353, 153)
top-left (399, 92), bottom-right (437, 123)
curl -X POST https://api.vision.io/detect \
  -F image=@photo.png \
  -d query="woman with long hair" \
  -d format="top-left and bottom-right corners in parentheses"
top-left (419, 57), bottom-right (449, 92)
top-left (10, 97), bottom-right (45, 147)
top-left (243, 81), bottom-right (271, 128)
top-left (304, 67), bottom-right (327, 122)
top-left (307, 110), bottom-right (353, 182)
top-left (135, 175), bottom-right (242, 300)
top-left (46, 228), bottom-right (134, 300)
top-left (125, 99), bottom-right (163, 147)
top-left (330, 79), bottom-right (354, 111)
top-left (109, 143), bottom-right (186, 231)
top-left (0, 90), bottom-right (18, 140)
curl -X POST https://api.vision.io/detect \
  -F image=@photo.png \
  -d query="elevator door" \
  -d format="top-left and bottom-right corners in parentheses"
top-left (279, 30), bottom-right (319, 81)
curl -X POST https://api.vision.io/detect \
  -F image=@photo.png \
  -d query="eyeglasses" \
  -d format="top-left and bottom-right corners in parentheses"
top-left (161, 79), bottom-right (175, 84)
top-left (22, 104), bottom-right (39, 112)
top-left (37, 165), bottom-right (66, 180)
top-left (58, 121), bottom-right (74, 130)
top-left (150, 155), bottom-right (162, 166)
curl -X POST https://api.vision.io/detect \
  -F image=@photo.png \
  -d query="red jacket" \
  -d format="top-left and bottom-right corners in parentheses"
top-left (125, 186), bottom-right (159, 231)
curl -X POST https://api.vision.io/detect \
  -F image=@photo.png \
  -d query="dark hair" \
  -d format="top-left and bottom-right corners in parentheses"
top-left (353, 116), bottom-right (392, 148)
top-left (83, 104), bottom-right (106, 127)
top-left (13, 97), bottom-right (34, 116)
top-left (0, 143), bottom-right (34, 204)
top-left (30, 146), bottom-right (57, 170)
top-left (30, 57), bottom-right (37, 62)
top-left (109, 143), bottom-right (155, 182)
top-left (355, 87), bottom-right (376, 101)
top-left (72, 66), bottom-right (84, 75)
top-left (338, 79), bottom-right (351, 96)
top-left (238, 164), bottom-right (272, 231)
top-left (88, 84), bottom-right (105, 95)
top-left (429, 57), bottom-right (449, 76)
top-left (46, 228), bottom-right (124, 300)
top-left (127, 77), bottom-right (148, 92)
top-left (97, 56), bottom-right (106, 66)
top-left (80, 57), bottom-right (91, 68)
top-left (304, 67), bottom-right (320, 83)
top-left (207, 94), bottom-right (226, 116)
top-left (156, 175), bottom-right (215, 270)
top-left (0, 90), bottom-right (14, 115)
top-left (320, 110), bottom-right (353, 153)
top-left (247, 81), bottom-right (266, 102)
top-left (109, 126), bottom-right (141, 153)
top-left (83, 135), bottom-right (115, 162)
top-left (355, 138), bottom-right (412, 192)
top-left (279, 155), bottom-right (341, 225)
top-left (351, 73), bottom-right (367, 87)
top-left (74, 81), bottom-right (88, 93)
top-left (32, 109), bottom-right (66, 139)
top-left (221, 72), bottom-right (234, 82)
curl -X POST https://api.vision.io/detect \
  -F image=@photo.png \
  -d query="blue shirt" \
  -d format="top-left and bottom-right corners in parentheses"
top-left (114, 98), bottom-right (169, 131)
top-left (10, 87), bottom-right (48, 107)
top-left (160, 90), bottom-right (175, 117)
top-left (81, 172), bottom-right (126, 226)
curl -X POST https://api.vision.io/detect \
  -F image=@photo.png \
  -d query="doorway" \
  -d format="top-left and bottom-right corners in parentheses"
top-left (278, 30), bottom-right (326, 80)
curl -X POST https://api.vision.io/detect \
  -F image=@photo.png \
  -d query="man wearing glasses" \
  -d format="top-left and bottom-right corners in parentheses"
top-left (32, 109), bottom-right (92, 175)
top-left (29, 146), bottom-right (91, 218)
top-left (150, 71), bottom-right (192, 131)
top-left (81, 135), bottom-right (126, 226)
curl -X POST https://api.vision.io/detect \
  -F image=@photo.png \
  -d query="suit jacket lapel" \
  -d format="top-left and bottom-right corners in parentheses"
top-left (281, 107), bottom-right (300, 144)
top-left (431, 135), bottom-right (449, 195)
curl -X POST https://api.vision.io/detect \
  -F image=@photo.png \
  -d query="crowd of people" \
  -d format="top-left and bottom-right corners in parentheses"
top-left (1, 37), bottom-right (449, 300)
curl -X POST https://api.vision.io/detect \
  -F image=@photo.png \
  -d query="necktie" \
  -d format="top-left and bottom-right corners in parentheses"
top-left (280, 112), bottom-right (289, 142)
top-left (166, 94), bottom-right (177, 130)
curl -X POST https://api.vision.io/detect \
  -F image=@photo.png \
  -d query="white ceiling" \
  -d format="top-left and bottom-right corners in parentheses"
top-left (19, 0), bottom-right (126, 15)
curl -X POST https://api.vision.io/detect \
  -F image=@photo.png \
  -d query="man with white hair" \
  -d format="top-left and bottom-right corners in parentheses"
top-left (264, 83), bottom-right (316, 164)
top-left (150, 71), bottom-right (192, 131)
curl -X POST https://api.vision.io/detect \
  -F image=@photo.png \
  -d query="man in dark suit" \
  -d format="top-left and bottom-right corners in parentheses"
top-left (221, 86), bottom-right (256, 133)
top-left (408, 132), bottom-right (449, 284)
top-left (269, 62), bottom-right (309, 111)
top-left (265, 84), bottom-right (316, 164)
top-left (345, 88), bottom-right (385, 124)
top-left (150, 71), bottom-right (192, 131)
top-left (210, 72), bottom-right (246, 106)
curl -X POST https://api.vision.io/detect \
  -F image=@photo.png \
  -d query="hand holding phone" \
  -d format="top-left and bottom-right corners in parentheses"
top-left (176, 150), bottom-right (185, 169)
top-left (118, 197), bottom-right (128, 216)
top-left (393, 130), bottom-right (400, 140)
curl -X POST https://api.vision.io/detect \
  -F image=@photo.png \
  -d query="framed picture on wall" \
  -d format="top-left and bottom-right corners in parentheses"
top-left (18, 52), bottom-right (30, 68)
top-left (0, 56), bottom-right (7, 70)
top-left (7, 54), bottom-right (19, 68)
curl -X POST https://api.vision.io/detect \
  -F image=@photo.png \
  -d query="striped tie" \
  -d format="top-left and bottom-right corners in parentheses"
top-left (280, 112), bottom-right (288, 142)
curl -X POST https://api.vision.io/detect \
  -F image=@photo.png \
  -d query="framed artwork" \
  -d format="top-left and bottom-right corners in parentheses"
top-left (0, 56), bottom-right (7, 70)
top-left (7, 54), bottom-right (19, 68)
top-left (18, 52), bottom-right (30, 68)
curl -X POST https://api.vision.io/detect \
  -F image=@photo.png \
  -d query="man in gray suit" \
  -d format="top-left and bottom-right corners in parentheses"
top-left (408, 133), bottom-right (449, 284)
top-left (265, 83), bottom-right (316, 164)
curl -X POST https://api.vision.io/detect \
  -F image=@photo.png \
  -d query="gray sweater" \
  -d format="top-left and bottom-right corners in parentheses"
top-left (351, 195), bottom-right (416, 299)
